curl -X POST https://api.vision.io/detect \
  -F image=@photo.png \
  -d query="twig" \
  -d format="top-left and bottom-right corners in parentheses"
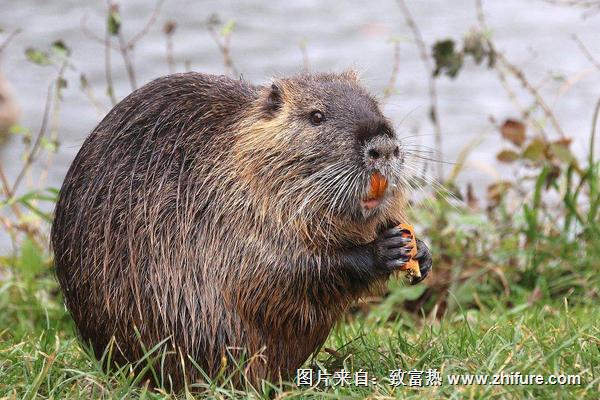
top-left (497, 54), bottom-right (566, 139)
top-left (104, 17), bottom-right (117, 106)
top-left (572, 34), bottom-right (600, 71)
top-left (396, 0), bottom-right (443, 180)
top-left (82, 0), bottom-right (164, 51)
top-left (209, 29), bottom-right (237, 76)
top-left (476, 0), bottom-right (565, 140)
top-left (206, 18), bottom-right (239, 77)
top-left (166, 40), bottom-right (175, 74)
top-left (127, 0), bottom-right (165, 47)
top-left (0, 165), bottom-right (22, 220)
top-left (86, 0), bottom-right (165, 100)
top-left (113, 0), bottom-right (165, 90)
top-left (543, 0), bottom-right (600, 18)
top-left (38, 61), bottom-right (69, 190)
top-left (383, 40), bottom-right (401, 103)
top-left (542, 0), bottom-right (600, 8)
top-left (590, 96), bottom-right (600, 166)
top-left (164, 21), bottom-right (176, 74)
top-left (475, 0), bottom-right (541, 136)
top-left (80, 74), bottom-right (109, 116)
top-left (10, 83), bottom-right (54, 194)
top-left (81, 14), bottom-right (119, 49)
top-left (117, 32), bottom-right (137, 90)
top-left (0, 29), bottom-right (21, 57)
top-left (299, 39), bottom-right (310, 71)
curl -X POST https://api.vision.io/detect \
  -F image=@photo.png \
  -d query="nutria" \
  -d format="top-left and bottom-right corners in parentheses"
top-left (51, 71), bottom-right (432, 391)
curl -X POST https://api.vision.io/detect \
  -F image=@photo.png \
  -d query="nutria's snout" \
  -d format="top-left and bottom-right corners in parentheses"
top-left (363, 136), bottom-right (401, 170)
top-left (359, 134), bottom-right (403, 213)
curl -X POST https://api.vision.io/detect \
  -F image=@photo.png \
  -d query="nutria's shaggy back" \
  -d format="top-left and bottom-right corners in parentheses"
top-left (52, 71), bottom-right (430, 391)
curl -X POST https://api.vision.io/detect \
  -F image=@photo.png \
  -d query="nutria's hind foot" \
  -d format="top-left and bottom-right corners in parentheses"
top-left (373, 227), bottom-right (413, 272)
top-left (409, 238), bottom-right (432, 285)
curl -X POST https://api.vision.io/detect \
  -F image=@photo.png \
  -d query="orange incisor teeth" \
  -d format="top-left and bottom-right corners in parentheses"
top-left (368, 172), bottom-right (388, 199)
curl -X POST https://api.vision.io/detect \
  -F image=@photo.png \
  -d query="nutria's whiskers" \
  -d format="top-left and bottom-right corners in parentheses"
top-left (52, 71), bottom-right (430, 392)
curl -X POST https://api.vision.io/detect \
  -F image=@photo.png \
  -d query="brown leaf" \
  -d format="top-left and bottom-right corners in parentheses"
top-left (553, 137), bottom-right (572, 147)
top-left (163, 20), bottom-right (177, 35)
top-left (466, 183), bottom-right (478, 210)
top-left (487, 181), bottom-right (512, 206)
top-left (500, 119), bottom-right (526, 147)
top-left (545, 165), bottom-right (561, 189)
top-left (496, 149), bottom-right (519, 163)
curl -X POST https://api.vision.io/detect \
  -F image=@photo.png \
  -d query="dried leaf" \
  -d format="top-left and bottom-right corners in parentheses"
top-left (500, 119), bottom-right (526, 147)
top-left (553, 137), bottom-right (572, 147)
top-left (545, 165), bottom-right (561, 189)
top-left (466, 182), bottom-right (478, 210)
top-left (163, 20), bottom-right (177, 35)
top-left (79, 73), bottom-right (89, 89)
top-left (487, 181), bottom-right (512, 206)
top-left (496, 149), bottom-right (519, 163)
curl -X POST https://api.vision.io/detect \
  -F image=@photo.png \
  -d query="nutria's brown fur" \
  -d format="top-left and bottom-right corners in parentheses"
top-left (51, 71), bottom-right (431, 391)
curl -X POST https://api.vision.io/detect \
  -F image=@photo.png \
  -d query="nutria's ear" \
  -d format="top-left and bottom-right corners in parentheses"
top-left (263, 82), bottom-right (283, 116)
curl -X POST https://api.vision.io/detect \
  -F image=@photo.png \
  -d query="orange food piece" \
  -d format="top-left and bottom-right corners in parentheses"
top-left (368, 172), bottom-right (388, 200)
top-left (398, 223), bottom-right (421, 279)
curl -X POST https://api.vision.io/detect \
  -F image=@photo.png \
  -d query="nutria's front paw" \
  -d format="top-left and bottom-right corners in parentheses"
top-left (373, 227), bottom-right (413, 273)
top-left (409, 238), bottom-right (433, 285)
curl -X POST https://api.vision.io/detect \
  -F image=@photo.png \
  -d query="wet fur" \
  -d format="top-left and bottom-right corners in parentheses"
top-left (51, 72), bottom-right (408, 390)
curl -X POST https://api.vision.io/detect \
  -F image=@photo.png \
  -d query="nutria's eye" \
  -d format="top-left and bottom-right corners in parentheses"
top-left (310, 111), bottom-right (324, 125)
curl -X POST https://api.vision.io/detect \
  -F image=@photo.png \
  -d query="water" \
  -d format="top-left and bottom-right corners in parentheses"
top-left (1, 0), bottom-right (599, 249)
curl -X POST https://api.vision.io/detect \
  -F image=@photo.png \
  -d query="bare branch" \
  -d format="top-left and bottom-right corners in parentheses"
top-left (206, 17), bottom-right (239, 77)
top-left (164, 21), bottom-right (177, 74)
top-left (126, 0), bottom-right (166, 48)
top-left (104, 20), bottom-right (117, 105)
top-left (10, 81), bottom-right (54, 194)
top-left (590, 96), bottom-right (600, 165)
top-left (0, 164), bottom-right (22, 220)
top-left (383, 39), bottom-right (401, 103)
top-left (299, 39), bottom-right (310, 72)
top-left (0, 29), bottom-right (21, 58)
top-left (476, 0), bottom-right (565, 139)
top-left (572, 34), bottom-right (600, 71)
top-left (117, 32), bottom-right (137, 90)
top-left (81, 13), bottom-right (118, 49)
top-left (396, 0), bottom-right (444, 180)
top-left (498, 54), bottom-right (566, 139)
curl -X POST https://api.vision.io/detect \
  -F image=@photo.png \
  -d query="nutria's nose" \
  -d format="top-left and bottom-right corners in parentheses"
top-left (367, 142), bottom-right (400, 161)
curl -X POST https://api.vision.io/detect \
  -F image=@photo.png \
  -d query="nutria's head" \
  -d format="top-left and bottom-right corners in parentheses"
top-left (234, 71), bottom-right (406, 246)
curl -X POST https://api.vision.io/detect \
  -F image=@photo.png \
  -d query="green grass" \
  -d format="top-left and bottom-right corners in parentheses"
top-left (1, 203), bottom-right (599, 399)
top-left (0, 277), bottom-right (598, 399)
top-left (1, 101), bottom-right (599, 399)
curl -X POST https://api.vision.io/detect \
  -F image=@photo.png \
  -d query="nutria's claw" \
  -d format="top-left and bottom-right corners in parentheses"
top-left (409, 238), bottom-right (432, 285)
top-left (374, 227), bottom-right (413, 273)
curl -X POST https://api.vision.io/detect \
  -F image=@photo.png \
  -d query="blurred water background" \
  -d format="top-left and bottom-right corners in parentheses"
top-left (0, 0), bottom-right (599, 250)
